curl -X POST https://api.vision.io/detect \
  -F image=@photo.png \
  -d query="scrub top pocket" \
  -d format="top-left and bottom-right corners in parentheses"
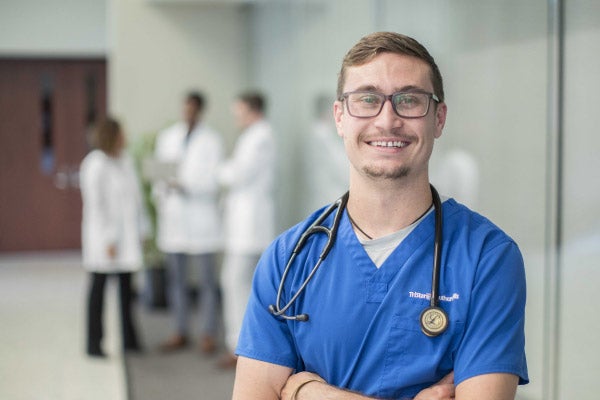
top-left (378, 312), bottom-right (464, 399)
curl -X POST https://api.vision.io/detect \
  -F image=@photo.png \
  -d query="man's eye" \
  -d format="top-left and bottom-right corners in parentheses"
top-left (359, 95), bottom-right (381, 105)
top-left (395, 95), bottom-right (421, 107)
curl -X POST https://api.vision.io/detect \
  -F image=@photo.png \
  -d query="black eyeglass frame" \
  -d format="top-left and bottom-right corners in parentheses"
top-left (340, 90), bottom-right (441, 119)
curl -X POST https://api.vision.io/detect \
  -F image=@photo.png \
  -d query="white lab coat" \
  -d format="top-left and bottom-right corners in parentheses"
top-left (80, 150), bottom-right (149, 272)
top-left (303, 118), bottom-right (349, 213)
top-left (153, 121), bottom-right (224, 254)
top-left (219, 119), bottom-right (276, 254)
top-left (430, 147), bottom-right (480, 210)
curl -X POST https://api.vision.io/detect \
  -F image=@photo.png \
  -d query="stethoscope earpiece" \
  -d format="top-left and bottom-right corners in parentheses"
top-left (269, 304), bottom-right (309, 321)
top-left (296, 314), bottom-right (309, 322)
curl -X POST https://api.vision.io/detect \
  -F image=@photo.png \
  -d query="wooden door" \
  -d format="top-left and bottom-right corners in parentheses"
top-left (0, 59), bottom-right (106, 252)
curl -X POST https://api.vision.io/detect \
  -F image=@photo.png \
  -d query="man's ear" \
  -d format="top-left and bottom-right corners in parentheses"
top-left (333, 101), bottom-right (344, 138)
top-left (434, 102), bottom-right (447, 139)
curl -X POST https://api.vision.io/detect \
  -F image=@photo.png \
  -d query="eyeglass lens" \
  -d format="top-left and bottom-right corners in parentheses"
top-left (346, 92), bottom-right (432, 118)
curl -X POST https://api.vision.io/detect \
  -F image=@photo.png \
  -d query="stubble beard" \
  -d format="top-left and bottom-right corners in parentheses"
top-left (362, 165), bottom-right (411, 180)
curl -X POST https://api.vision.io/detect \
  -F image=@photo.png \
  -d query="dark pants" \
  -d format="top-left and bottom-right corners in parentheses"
top-left (86, 272), bottom-right (140, 354)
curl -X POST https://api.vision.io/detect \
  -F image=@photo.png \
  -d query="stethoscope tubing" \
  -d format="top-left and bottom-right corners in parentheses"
top-left (430, 185), bottom-right (443, 309)
top-left (269, 193), bottom-right (348, 321)
top-left (269, 186), bottom-right (447, 336)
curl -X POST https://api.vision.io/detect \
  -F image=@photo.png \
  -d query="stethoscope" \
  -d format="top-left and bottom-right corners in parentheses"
top-left (269, 184), bottom-right (449, 337)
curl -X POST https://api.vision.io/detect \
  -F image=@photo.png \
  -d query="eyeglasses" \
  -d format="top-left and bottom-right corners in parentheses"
top-left (340, 91), bottom-right (440, 119)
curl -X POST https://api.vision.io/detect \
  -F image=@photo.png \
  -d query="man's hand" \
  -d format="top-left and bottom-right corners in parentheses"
top-left (281, 371), bottom-right (326, 400)
top-left (107, 244), bottom-right (117, 259)
top-left (414, 372), bottom-right (455, 400)
top-left (166, 177), bottom-right (184, 193)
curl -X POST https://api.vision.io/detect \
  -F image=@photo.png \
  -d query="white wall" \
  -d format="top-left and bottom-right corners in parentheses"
top-left (0, 0), bottom-right (107, 57)
top-left (108, 0), bottom-right (250, 141)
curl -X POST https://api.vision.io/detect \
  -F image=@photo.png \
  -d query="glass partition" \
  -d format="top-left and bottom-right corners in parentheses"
top-left (559, 1), bottom-right (600, 399)
top-left (248, 1), bottom-right (597, 398)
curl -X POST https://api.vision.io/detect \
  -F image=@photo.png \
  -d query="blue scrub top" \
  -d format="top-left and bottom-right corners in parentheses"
top-left (237, 199), bottom-right (528, 399)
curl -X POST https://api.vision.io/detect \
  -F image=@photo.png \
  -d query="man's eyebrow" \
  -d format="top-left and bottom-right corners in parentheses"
top-left (395, 85), bottom-right (430, 93)
top-left (351, 84), bottom-right (379, 92)
top-left (349, 84), bottom-right (431, 93)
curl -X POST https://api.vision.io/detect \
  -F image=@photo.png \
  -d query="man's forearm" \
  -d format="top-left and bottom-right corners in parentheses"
top-left (284, 372), bottom-right (518, 400)
top-left (232, 357), bottom-right (293, 400)
top-left (454, 373), bottom-right (518, 400)
top-left (281, 376), bottom-right (374, 400)
top-left (281, 371), bottom-right (456, 400)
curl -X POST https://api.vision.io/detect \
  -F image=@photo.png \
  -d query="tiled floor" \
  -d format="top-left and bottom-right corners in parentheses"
top-left (0, 252), bottom-right (126, 400)
top-left (0, 251), bottom-right (236, 400)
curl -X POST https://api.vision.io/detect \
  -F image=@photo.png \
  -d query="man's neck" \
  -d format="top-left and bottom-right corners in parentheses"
top-left (243, 115), bottom-right (262, 130)
top-left (346, 176), bottom-right (433, 240)
top-left (186, 119), bottom-right (199, 135)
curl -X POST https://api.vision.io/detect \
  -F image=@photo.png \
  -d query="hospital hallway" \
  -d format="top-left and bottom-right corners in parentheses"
top-left (0, 252), bottom-right (235, 400)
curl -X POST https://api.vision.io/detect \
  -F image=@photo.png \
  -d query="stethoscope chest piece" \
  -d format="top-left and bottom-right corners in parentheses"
top-left (420, 306), bottom-right (449, 337)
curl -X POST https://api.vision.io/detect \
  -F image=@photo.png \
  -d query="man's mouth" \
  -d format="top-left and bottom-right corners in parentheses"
top-left (368, 140), bottom-right (409, 148)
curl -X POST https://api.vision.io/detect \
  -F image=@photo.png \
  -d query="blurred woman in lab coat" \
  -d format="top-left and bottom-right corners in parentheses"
top-left (217, 91), bottom-right (276, 368)
top-left (80, 117), bottom-right (149, 357)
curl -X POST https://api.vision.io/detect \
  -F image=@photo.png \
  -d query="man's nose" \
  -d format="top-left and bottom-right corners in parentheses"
top-left (375, 98), bottom-right (403, 129)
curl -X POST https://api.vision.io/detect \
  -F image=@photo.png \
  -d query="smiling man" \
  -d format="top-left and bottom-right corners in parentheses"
top-left (232, 32), bottom-right (528, 400)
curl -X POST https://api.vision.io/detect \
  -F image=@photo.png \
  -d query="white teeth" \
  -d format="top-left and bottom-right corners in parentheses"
top-left (371, 141), bottom-right (407, 148)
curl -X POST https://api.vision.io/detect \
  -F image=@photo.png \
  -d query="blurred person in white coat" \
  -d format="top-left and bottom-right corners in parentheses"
top-left (217, 91), bottom-right (276, 367)
top-left (153, 92), bottom-right (224, 353)
top-left (80, 117), bottom-right (149, 357)
top-left (430, 147), bottom-right (479, 210)
top-left (304, 93), bottom-right (349, 213)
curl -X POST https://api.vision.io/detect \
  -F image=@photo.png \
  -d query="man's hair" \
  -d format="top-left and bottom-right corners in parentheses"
top-left (93, 117), bottom-right (121, 154)
top-left (337, 32), bottom-right (444, 102)
top-left (238, 91), bottom-right (266, 114)
top-left (186, 91), bottom-right (206, 112)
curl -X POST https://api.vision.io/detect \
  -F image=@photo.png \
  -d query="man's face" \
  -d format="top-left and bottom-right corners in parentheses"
top-left (232, 100), bottom-right (252, 130)
top-left (334, 52), bottom-right (446, 183)
top-left (183, 100), bottom-right (200, 125)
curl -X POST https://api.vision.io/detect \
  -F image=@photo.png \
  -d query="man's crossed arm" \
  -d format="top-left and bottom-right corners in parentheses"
top-left (232, 356), bottom-right (518, 400)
